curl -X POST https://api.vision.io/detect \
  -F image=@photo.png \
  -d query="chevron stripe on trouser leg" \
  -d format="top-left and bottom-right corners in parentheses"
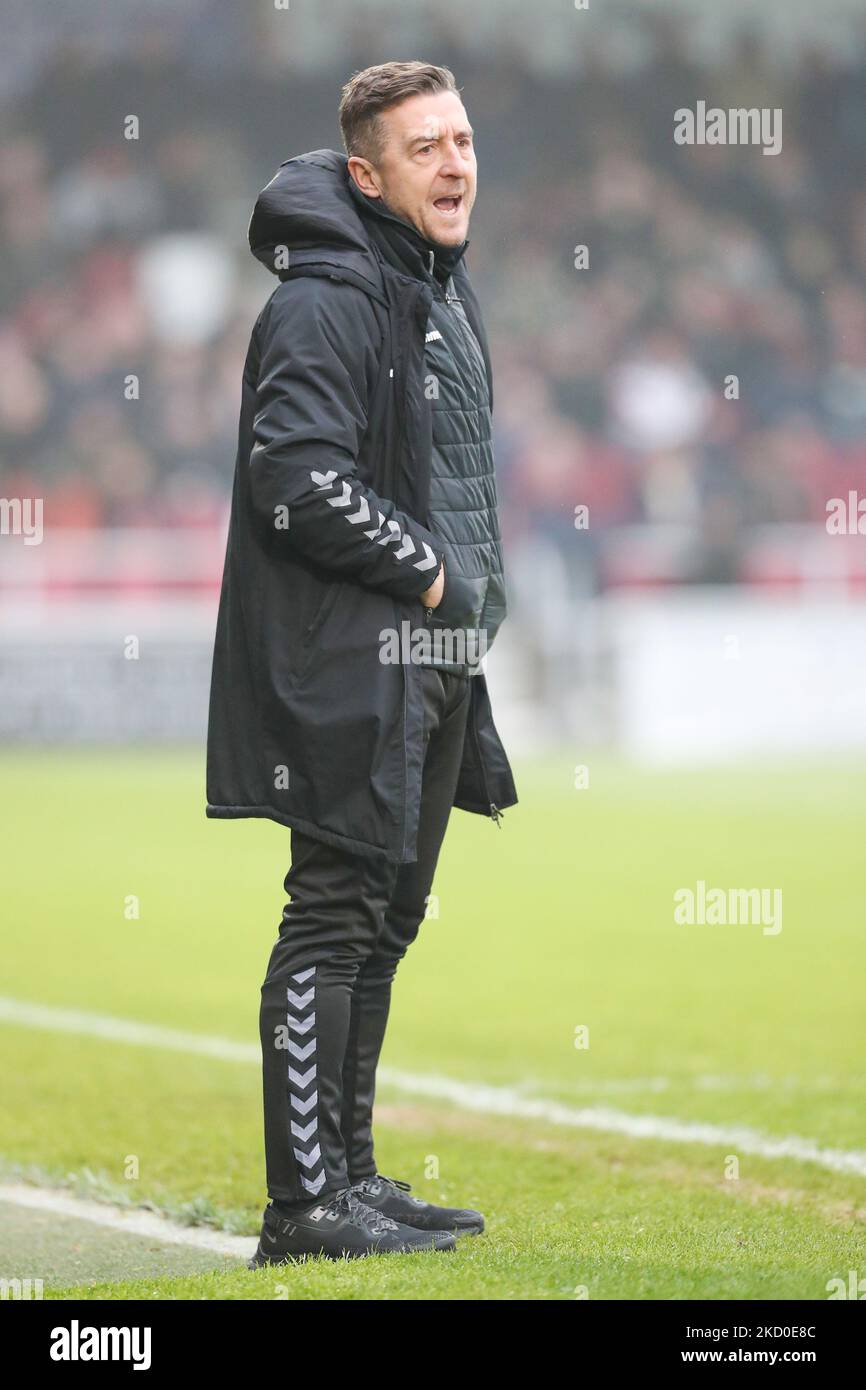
top-left (259, 839), bottom-right (395, 1203)
top-left (284, 965), bottom-right (323, 1196)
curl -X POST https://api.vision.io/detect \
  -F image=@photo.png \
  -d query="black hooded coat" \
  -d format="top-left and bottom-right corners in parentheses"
top-left (206, 150), bottom-right (517, 864)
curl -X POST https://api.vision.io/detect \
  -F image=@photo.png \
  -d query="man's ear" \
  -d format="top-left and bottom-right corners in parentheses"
top-left (347, 155), bottom-right (382, 200)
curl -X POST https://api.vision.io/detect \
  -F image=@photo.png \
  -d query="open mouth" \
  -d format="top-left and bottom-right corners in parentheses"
top-left (432, 194), bottom-right (463, 216)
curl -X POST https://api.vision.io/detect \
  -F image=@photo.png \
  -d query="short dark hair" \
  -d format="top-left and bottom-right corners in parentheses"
top-left (339, 60), bottom-right (459, 163)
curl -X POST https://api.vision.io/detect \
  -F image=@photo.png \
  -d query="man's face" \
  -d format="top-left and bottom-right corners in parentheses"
top-left (348, 89), bottom-right (477, 246)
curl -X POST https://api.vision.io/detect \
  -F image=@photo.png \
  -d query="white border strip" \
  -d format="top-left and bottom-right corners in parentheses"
top-left (0, 1183), bottom-right (254, 1259)
top-left (2, 996), bottom-right (865, 1178)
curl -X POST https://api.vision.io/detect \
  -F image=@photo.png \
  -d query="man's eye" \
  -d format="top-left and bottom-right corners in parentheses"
top-left (417, 144), bottom-right (433, 155)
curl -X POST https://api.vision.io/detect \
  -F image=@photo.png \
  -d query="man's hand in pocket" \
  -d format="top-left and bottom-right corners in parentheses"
top-left (420, 561), bottom-right (445, 610)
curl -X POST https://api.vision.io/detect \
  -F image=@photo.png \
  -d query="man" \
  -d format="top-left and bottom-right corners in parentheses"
top-left (207, 61), bottom-right (517, 1262)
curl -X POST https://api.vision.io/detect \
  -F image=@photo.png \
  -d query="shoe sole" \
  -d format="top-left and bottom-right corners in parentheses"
top-left (383, 1215), bottom-right (484, 1237)
top-left (248, 1237), bottom-right (455, 1267)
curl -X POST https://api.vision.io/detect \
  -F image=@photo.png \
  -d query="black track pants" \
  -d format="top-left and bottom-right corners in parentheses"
top-left (259, 667), bottom-right (472, 1203)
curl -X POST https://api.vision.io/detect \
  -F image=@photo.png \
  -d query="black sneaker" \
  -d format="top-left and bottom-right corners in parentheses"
top-left (352, 1175), bottom-right (484, 1236)
top-left (247, 1186), bottom-right (456, 1265)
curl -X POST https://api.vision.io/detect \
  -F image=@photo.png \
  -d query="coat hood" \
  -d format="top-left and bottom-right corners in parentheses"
top-left (248, 148), bottom-right (468, 293)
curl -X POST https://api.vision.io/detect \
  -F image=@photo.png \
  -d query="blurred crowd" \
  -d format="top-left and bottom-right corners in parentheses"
top-left (2, 10), bottom-right (866, 590)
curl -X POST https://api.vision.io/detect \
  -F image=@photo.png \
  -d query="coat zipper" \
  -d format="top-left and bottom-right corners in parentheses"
top-left (395, 279), bottom-right (429, 861)
top-left (432, 268), bottom-right (498, 825)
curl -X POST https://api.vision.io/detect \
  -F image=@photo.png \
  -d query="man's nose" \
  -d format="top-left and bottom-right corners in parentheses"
top-left (438, 139), bottom-right (464, 178)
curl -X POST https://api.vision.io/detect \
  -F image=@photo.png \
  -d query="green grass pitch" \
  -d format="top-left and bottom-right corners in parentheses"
top-left (1, 748), bottom-right (864, 1300)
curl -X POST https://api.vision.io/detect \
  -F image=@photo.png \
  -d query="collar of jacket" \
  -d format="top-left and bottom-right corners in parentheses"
top-left (347, 173), bottom-right (469, 287)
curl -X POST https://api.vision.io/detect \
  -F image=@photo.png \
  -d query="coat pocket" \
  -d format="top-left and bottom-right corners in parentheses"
top-left (291, 580), bottom-right (343, 682)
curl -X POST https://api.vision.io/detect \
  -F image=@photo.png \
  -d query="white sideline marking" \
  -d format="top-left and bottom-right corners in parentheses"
top-left (519, 1072), bottom-right (866, 1095)
top-left (0, 997), bottom-right (260, 1064)
top-left (3, 996), bottom-right (866, 1179)
top-left (381, 1069), bottom-right (866, 1177)
top-left (0, 1183), bottom-right (254, 1260)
